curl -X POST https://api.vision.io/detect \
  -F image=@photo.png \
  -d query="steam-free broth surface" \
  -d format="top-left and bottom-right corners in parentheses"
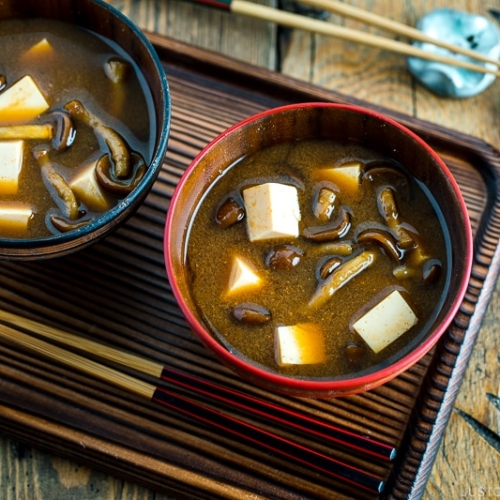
top-left (0, 18), bottom-right (154, 238)
top-left (187, 139), bottom-right (449, 378)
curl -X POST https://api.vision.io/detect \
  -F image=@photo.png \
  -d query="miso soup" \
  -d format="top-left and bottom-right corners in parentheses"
top-left (0, 18), bottom-right (154, 238)
top-left (187, 139), bottom-right (450, 379)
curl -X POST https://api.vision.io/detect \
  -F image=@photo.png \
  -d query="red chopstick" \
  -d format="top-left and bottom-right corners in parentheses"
top-left (161, 366), bottom-right (396, 461)
top-left (153, 387), bottom-right (385, 493)
top-left (0, 307), bottom-right (396, 462)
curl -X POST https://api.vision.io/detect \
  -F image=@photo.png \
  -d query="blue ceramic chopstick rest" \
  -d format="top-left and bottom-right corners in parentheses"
top-left (407, 8), bottom-right (500, 98)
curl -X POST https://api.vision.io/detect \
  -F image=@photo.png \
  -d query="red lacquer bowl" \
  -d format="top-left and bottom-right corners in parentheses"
top-left (164, 103), bottom-right (472, 398)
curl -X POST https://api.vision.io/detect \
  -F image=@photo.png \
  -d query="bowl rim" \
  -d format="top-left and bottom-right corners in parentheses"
top-left (0, 0), bottom-right (171, 253)
top-left (164, 102), bottom-right (473, 394)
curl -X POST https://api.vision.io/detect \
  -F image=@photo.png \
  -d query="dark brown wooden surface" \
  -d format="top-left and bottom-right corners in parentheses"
top-left (1, 1), bottom-right (500, 499)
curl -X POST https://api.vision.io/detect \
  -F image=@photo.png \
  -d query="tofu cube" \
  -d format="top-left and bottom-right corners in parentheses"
top-left (275, 323), bottom-right (326, 366)
top-left (0, 203), bottom-right (32, 234)
top-left (0, 75), bottom-right (50, 124)
top-left (243, 183), bottom-right (301, 242)
top-left (316, 161), bottom-right (362, 197)
top-left (227, 256), bottom-right (262, 295)
top-left (0, 140), bottom-right (24, 195)
top-left (22, 39), bottom-right (55, 60)
top-left (70, 162), bottom-right (113, 213)
top-left (353, 290), bottom-right (418, 353)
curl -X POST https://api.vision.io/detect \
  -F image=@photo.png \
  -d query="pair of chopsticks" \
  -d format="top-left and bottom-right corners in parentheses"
top-left (0, 308), bottom-right (393, 494)
top-left (193, 0), bottom-right (500, 76)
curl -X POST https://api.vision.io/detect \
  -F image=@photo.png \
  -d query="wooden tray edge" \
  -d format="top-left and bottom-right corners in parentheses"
top-left (146, 33), bottom-right (500, 499)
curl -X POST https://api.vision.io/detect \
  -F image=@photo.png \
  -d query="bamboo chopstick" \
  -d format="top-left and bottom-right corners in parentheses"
top-left (0, 314), bottom-right (387, 494)
top-left (0, 320), bottom-right (156, 399)
top-left (0, 308), bottom-right (396, 461)
top-left (193, 0), bottom-right (500, 77)
top-left (298, 0), bottom-right (500, 67)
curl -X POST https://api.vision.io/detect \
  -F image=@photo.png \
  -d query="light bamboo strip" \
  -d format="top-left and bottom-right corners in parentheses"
top-left (0, 309), bottom-right (164, 379)
top-left (0, 321), bottom-right (156, 400)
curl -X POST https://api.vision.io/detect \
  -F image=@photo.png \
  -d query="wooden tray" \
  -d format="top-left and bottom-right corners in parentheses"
top-left (0, 33), bottom-right (499, 500)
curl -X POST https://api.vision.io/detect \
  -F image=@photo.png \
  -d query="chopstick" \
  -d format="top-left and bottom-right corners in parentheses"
top-left (0, 308), bottom-right (395, 461)
top-left (298, 0), bottom-right (500, 67)
top-left (192, 0), bottom-right (500, 77)
top-left (0, 310), bottom-right (390, 494)
top-left (161, 366), bottom-right (396, 461)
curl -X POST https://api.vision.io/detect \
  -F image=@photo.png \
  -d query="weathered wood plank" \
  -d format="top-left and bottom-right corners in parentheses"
top-left (110, 0), bottom-right (277, 68)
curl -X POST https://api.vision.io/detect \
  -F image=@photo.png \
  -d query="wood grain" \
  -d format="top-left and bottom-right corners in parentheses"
top-left (1, 1), bottom-right (500, 499)
top-left (279, 1), bottom-right (500, 498)
top-left (0, 1), bottom-right (276, 499)
top-left (114, 0), bottom-right (278, 68)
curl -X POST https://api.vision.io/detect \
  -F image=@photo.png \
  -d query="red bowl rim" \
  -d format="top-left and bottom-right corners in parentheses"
top-left (164, 102), bottom-right (474, 394)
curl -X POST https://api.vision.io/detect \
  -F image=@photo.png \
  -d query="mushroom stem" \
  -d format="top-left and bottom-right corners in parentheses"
top-left (377, 187), bottom-right (414, 249)
top-left (357, 227), bottom-right (403, 262)
top-left (64, 99), bottom-right (131, 178)
top-left (308, 250), bottom-right (377, 309)
top-left (302, 206), bottom-right (351, 242)
top-left (0, 111), bottom-right (76, 151)
top-left (35, 150), bottom-right (80, 221)
top-left (309, 241), bottom-right (354, 256)
top-left (95, 153), bottom-right (146, 195)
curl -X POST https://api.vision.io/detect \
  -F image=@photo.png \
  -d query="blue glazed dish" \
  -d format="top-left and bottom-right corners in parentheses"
top-left (408, 8), bottom-right (500, 98)
top-left (0, 0), bottom-right (171, 259)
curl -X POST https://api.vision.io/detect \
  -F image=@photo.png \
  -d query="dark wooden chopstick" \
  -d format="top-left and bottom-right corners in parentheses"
top-left (188, 0), bottom-right (500, 76)
top-left (0, 313), bottom-right (388, 493)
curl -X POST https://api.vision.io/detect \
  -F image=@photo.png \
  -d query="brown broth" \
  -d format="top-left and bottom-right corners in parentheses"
top-left (0, 18), bottom-right (154, 238)
top-left (187, 139), bottom-right (450, 379)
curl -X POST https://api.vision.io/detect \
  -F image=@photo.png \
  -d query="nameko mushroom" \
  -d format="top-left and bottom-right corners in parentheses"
top-left (0, 110), bottom-right (76, 151)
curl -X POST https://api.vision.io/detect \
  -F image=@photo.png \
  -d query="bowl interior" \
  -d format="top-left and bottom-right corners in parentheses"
top-left (166, 103), bottom-right (472, 396)
top-left (0, 0), bottom-right (170, 259)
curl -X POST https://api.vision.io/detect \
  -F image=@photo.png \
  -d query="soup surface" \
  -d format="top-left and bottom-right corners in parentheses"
top-left (187, 139), bottom-right (450, 379)
top-left (0, 18), bottom-right (154, 238)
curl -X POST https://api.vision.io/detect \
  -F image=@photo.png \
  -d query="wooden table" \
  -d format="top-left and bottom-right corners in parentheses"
top-left (1, 0), bottom-right (499, 498)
